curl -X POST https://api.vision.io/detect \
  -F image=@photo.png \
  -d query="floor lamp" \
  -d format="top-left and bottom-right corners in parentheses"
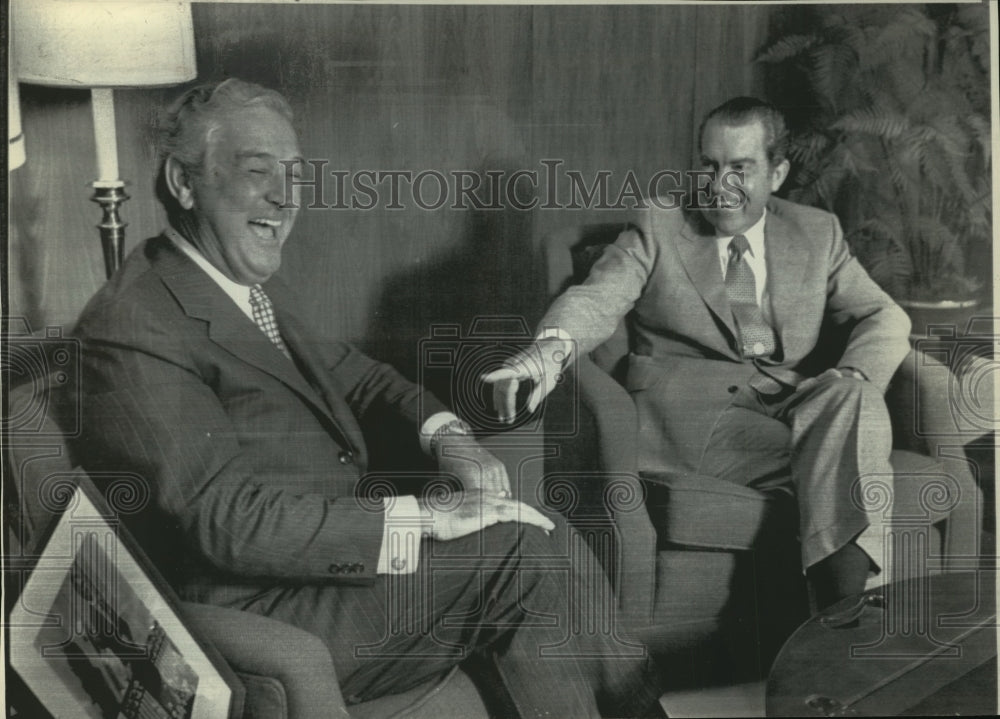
top-left (12, 0), bottom-right (197, 279)
top-left (9, 78), bottom-right (26, 172)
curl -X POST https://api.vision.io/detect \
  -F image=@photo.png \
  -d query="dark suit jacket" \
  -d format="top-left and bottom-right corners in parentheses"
top-left (541, 197), bottom-right (911, 473)
top-left (73, 235), bottom-right (447, 606)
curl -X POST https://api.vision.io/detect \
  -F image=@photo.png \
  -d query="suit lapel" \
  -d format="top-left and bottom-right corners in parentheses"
top-left (152, 237), bottom-right (360, 453)
top-left (763, 200), bottom-right (811, 350)
top-left (268, 291), bottom-right (367, 458)
top-left (674, 212), bottom-right (739, 345)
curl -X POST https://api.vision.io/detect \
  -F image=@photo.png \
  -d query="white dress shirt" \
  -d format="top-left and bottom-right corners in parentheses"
top-left (167, 228), bottom-right (459, 574)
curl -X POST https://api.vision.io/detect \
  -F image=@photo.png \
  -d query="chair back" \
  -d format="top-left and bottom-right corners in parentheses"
top-left (4, 334), bottom-right (82, 553)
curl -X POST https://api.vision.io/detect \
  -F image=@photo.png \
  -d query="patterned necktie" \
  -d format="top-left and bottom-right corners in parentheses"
top-left (725, 235), bottom-right (777, 359)
top-left (249, 285), bottom-right (291, 358)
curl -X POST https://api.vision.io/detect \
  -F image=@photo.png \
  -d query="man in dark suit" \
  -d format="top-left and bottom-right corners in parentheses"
top-left (485, 97), bottom-right (911, 609)
top-left (72, 78), bottom-right (664, 718)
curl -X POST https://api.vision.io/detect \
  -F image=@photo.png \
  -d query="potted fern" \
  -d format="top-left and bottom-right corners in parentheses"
top-left (757, 3), bottom-right (991, 336)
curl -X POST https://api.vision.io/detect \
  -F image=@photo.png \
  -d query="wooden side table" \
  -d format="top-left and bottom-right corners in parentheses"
top-left (766, 572), bottom-right (996, 716)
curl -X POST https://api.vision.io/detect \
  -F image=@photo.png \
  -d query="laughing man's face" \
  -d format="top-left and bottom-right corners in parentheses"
top-left (185, 105), bottom-right (303, 285)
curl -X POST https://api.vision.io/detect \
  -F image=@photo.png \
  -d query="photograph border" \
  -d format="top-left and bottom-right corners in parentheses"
top-left (6, 472), bottom-right (245, 719)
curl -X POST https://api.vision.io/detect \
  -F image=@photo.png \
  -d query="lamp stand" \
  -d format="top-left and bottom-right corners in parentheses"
top-left (91, 180), bottom-right (129, 279)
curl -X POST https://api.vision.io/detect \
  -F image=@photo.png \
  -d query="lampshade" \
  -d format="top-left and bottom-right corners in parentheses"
top-left (13, 0), bottom-right (197, 88)
top-left (8, 79), bottom-right (26, 171)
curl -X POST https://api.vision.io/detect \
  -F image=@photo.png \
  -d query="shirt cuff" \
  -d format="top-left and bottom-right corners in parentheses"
top-left (838, 366), bottom-right (869, 381)
top-left (419, 411), bottom-right (460, 455)
top-left (376, 495), bottom-right (424, 575)
top-left (536, 327), bottom-right (575, 364)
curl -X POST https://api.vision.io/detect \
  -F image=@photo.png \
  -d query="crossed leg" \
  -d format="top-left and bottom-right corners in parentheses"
top-left (698, 374), bottom-right (894, 605)
top-left (239, 518), bottom-right (663, 718)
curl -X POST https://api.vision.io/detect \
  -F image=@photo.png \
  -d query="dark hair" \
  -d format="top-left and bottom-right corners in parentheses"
top-left (154, 78), bottom-right (294, 220)
top-left (698, 97), bottom-right (789, 167)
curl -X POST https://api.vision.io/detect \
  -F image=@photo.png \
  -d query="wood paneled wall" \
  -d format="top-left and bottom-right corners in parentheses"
top-left (7, 3), bottom-right (768, 378)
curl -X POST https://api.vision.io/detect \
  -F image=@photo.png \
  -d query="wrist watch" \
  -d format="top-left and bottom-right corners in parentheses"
top-left (430, 419), bottom-right (472, 456)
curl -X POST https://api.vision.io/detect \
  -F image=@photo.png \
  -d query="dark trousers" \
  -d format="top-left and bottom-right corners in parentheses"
top-left (241, 518), bottom-right (662, 718)
top-left (697, 373), bottom-right (893, 570)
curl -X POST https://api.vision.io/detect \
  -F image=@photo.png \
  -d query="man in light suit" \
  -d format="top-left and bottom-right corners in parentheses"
top-left (486, 97), bottom-right (911, 609)
top-left (72, 79), bottom-right (664, 718)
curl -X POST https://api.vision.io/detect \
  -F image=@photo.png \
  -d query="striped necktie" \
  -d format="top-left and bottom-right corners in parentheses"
top-left (725, 235), bottom-right (777, 359)
top-left (249, 285), bottom-right (291, 358)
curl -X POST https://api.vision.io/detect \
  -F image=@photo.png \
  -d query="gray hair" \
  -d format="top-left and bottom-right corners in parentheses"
top-left (155, 78), bottom-right (294, 218)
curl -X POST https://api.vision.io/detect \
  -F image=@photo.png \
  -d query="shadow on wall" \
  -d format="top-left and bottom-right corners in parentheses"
top-left (365, 164), bottom-right (543, 394)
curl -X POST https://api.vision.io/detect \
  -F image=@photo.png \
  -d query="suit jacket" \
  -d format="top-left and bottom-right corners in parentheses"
top-left (73, 235), bottom-right (447, 606)
top-left (542, 197), bottom-right (911, 473)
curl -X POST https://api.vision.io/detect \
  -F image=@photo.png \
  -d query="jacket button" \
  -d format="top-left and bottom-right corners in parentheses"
top-left (328, 564), bottom-right (341, 574)
top-left (727, 385), bottom-right (739, 394)
top-left (339, 451), bottom-right (354, 465)
top-left (352, 563), bottom-right (364, 572)
top-left (391, 558), bottom-right (406, 572)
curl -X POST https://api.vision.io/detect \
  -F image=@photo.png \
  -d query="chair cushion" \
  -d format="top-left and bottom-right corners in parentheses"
top-left (653, 550), bottom-right (738, 620)
top-left (642, 472), bottom-right (783, 550)
top-left (888, 450), bottom-right (964, 525)
top-left (239, 673), bottom-right (289, 719)
top-left (349, 667), bottom-right (486, 719)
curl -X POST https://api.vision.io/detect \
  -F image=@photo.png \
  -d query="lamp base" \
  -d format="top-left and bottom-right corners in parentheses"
top-left (91, 180), bottom-right (129, 279)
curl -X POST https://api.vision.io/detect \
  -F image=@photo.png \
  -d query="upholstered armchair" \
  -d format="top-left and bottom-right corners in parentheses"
top-left (538, 224), bottom-right (984, 683)
top-left (3, 333), bottom-right (490, 719)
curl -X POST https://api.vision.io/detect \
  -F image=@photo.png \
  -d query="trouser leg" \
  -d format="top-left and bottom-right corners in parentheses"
top-left (487, 521), bottom-right (661, 719)
top-left (696, 397), bottom-right (791, 491)
top-left (777, 375), bottom-right (893, 571)
top-left (244, 519), bottom-right (661, 717)
top-left (697, 374), bottom-right (894, 602)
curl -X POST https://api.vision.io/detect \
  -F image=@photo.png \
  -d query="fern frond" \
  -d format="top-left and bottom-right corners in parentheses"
top-left (831, 106), bottom-right (909, 140)
top-left (755, 34), bottom-right (820, 64)
top-left (965, 114), bottom-right (992, 165)
top-left (787, 132), bottom-right (832, 169)
top-left (858, 8), bottom-right (935, 71)
top-left (809, 43), bottom-right (857, 111)
top-left (850, 231), bottom-right (912, 295)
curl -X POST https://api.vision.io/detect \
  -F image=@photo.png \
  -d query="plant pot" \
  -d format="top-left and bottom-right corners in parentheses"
top-left (897, 298), bottom-right (981, 340)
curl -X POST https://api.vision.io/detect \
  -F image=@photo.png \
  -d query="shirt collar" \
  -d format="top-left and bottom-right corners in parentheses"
top-left (716, 209), bottom-right (767, 258)
top-left (165, 226), bottom-right (253, 316)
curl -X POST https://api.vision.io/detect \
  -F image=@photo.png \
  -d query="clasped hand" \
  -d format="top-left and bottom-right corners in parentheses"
top-left (797, 366), bottom-right (866, 393)
top-left (426, 425), bottom-right (554, 541)
top-left (417, 487), bottom-right (554, 542)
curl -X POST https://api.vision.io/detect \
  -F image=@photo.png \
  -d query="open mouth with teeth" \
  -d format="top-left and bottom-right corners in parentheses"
top-left (249, 218), bottom-right (282, 240)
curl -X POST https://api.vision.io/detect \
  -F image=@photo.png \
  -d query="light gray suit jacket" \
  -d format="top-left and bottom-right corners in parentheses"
top-left (541, 197), bottom-right (911, 473)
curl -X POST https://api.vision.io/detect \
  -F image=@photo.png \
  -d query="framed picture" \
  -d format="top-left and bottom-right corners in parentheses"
top-left (7, 473), bottom-right (243, 719)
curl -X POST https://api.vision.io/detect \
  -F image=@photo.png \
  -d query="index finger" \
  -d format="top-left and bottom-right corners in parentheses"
top-left (481, 366), bottom-right (531, 383)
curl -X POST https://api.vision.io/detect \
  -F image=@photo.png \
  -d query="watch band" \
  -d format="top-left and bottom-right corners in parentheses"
top-left (429, 418), bottom-right (473, 456)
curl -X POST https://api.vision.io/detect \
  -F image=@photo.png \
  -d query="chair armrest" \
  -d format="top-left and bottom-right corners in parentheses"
top-left (180, 602), bottom-right (349, 719)
top-left (570, 354), bottom-right (658, 629)
top-left (574, 354), bottom-right (639, 474)
top-left (886, 349), bottom-right (984, 566)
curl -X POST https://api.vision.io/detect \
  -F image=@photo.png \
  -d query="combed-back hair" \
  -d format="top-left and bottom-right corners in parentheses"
top-left (698, 96), bottom-right (789, 167)
top-left (155, 78), bottom-right (294, 219)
